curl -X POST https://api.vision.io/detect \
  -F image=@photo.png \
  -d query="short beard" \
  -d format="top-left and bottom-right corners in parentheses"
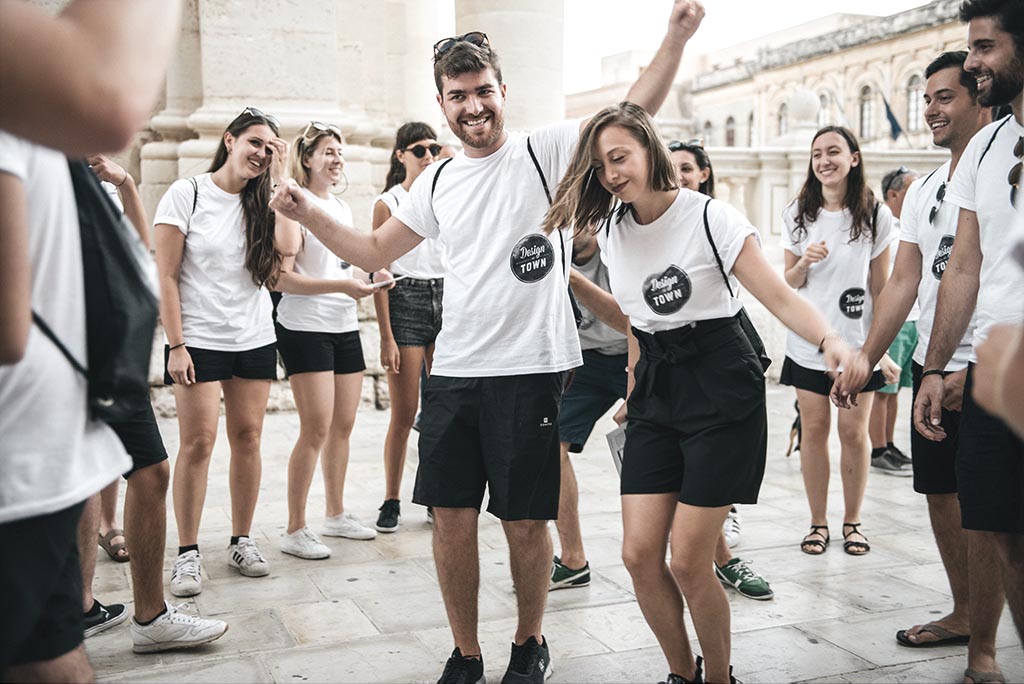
top-left (450, 109), bottom-right (505, 150)
top-left (979, 56), bottom-right (1024, 107)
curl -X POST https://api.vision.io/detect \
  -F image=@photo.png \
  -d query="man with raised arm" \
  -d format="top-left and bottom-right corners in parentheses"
top-left (272, 3), bottom-right (704, 681)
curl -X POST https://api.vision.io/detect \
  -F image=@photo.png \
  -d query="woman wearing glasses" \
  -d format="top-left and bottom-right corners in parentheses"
top-left (273, 121), bottom-right (381, 559)
top-left (154, 107), bottom-right (284, 595)
top-left (371, 122), bottom-right (446, 533)
top-left (781, 126), bottom-right (894, 557)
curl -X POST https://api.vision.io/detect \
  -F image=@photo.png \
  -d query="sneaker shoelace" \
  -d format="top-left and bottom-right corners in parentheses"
top-left (236, 539), bottom-right (266, 565)
top-left (172, 554), bottom-right (201, 581)
top-left (508, 641), bottom-right (540, 675)
top-left (297, 527), bottom-right (322, 545)
top-left (439, 653), bottom-right (475, 684)
top-left (729, 559), bottom-right (759, 583)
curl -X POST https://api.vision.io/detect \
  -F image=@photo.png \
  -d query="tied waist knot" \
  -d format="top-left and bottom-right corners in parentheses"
top-left (631, 316), bottom-right (740, 397)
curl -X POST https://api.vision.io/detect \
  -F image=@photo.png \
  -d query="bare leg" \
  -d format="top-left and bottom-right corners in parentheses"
top-left (382, 346), bottom-right (428, 501)
top-left (221, 378), bottom-right (271, 538)
top-left (966, 531), bottom-right (1006, 674)
top-left (322, 372), bottom-right (363, 518)
top-left (4, 643), bottom-right (93, 684)
top-left (713, 532), bottom-right (733, 567)
top-left (868, 392), bottom-right (888, 450)
top-left (285, 371), bottom-right (333, 533)
top-left (554, 442), bottom-right (586, 569)
top-left (670, 503), bottom-right (733, 684)
top-left (97, 479), bottom-right (125, 559)
top-left (171, 381), bottom-right (223, 546)
top-left (884, 392), bottom-right (900, 445)
top-left (837, 395), bottom-right (873, 536)
top-left (124, 461), bottom-right (169, 622)
top-left (504, 519), bottom-right (552, 644)
top-left (77, 492), bottom-right (101, 611)
top-left (433, 507), bottom-right (481, 655)
top-left (795, 389), bottom-right (832, 528)
top-left (621, 493), bottom-right (696, 680)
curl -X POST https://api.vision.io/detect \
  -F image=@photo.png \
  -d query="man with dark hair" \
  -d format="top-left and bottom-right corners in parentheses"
top-left (833, 50), bottom-right (1002, 676)
top-left (914, 0), bottom-right (1024, 651)
top-left (272, 3), bottom-right (705, 681)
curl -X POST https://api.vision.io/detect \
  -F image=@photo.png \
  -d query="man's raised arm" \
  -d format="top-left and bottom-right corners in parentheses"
top-left (270, 179), bottom-right (424, 274)
top-left (623, 0), bottom-right (705, 117)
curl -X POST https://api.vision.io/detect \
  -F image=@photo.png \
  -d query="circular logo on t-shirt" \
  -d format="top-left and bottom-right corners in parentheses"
top-left (838, 288), bottom-right (866, 319)
top-left (338, 258), bottom-right (351, 270)
top-left (932, 235), bottom-right (955, 281)
top-left (510, 234), bottom-right (555, 283)
top-left (643, 265), bottom-right (691, 315)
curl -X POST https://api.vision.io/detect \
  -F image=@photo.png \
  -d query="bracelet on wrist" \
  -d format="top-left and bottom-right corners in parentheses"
top-left (168, 342), bottom-right (187, 351)
top-left (921, 368), bottom-right (945, 379)
top-left (115, 169), bottom-right (129, 188)
top-left (817, 331), bottom-right (841, 354)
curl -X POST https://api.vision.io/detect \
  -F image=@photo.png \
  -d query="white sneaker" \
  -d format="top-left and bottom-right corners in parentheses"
top-left (227, 537), bottom-right (270, 577)
top-left (130, 601), bottom-right (229, 653)
top-left (170, 550), bottom-right (203, 597)
top-left (323, 512), bottom-right (377, 540)
top-left (280, 527), bottom-right (331, 560)
top-left (723, 506), bottom-right (741, 549)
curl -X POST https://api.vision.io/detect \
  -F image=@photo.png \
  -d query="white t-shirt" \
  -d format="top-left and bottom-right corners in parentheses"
top-left (153, 173), bottom-right (276, 351)
top-left (573, 249), bottom-right (628, 355)
top-left (887, 219), bottom-right (920, 322)
top-left (946, 115), bottom-right (1024, 361)
top-left (0, 131), bottom-right (130, 524)
top-left (277, 190), bottom-right (360, 334)
top-left (900, 162), bottom-right (976, 371)
top-left (393, 121), bottom-right (583, 377)
top-left (375, 184), bottom-right (445, 279)
top-left (597, 190), bottom-right (758, 334)
top-left (781, 200), bottom-right (894, 370)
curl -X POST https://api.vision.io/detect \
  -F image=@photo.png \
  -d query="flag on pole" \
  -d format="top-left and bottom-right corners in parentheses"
top-left (882, 96), bottom-right (903, 141)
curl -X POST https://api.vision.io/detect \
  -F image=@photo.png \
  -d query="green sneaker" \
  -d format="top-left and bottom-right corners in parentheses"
top-left (549, 555), bottom-right (590, 591)
top-left (715, 557), bottom-right (773, 600)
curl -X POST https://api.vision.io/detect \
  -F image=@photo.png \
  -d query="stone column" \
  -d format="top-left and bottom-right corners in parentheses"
top-left (454, 0), bottom-right (565, 131)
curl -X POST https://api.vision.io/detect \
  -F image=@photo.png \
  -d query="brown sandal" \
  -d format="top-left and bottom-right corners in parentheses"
top-left (98, 529), bottom-right (129, 563)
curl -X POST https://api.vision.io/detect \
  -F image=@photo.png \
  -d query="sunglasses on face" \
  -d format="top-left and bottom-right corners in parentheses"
top-left (433, 31), bottom-right (489, 59)
top-left (928, 182), bottom-right (946, 224)
top-left (1010, 136), bottom-right (1022, 206)
top-left (404, 143), bottom-right (442, 159)
top-left (301, 121), bottom-right (342, 141)
top-left (882, 165), bottom-right (911, 197)
top-left (239, 106), bottom-right (280, 130)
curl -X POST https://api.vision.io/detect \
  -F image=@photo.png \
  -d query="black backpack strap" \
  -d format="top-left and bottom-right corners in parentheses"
top-left (31, 311), bottom-right (87, 376)
top-left (702, 199), bottom-right (736, 299)
top-left (921, 166), bottom-right (941, 186)
top-left (525, 136), bottom-right (552, 203)
top-left (978, 115), bottom-right (1012, 167)
top-left (429, 158), bottom-right (456, 201)
top-left (188, 177), bottom-right (198, 227)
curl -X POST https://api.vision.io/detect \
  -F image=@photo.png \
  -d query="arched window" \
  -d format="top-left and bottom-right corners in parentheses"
top-left (725, 116), bottom-right (736, 147)
top-left (818, 93), bottom-right (829, 128)
top-left (777, 103), bottom-right (788, 137)
top-left (859, 85), bottom-right (874, 140)
top-left (747, 112), bottom-right (754, 146)
top-left (703, 120), bottom-right (713, 146)
top-left (906, 74), bottom-right (924, 132)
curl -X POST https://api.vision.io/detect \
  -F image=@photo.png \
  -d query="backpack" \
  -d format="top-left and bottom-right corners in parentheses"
top-left (429, 137), bottom-right (584, 328)
top-left (33, 160), bottom-right (159, 424)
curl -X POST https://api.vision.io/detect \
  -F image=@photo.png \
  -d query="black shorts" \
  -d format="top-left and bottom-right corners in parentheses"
top-left (957, 363), bottom-right (1024, 534)
top-left (163, 342), bottom-right (278, 385)
top-left (275, 325), bottom-right (365, 377)
top-left (780, 356), bottom-right (886, 396)
top-left (910, 362), bottom-right (960, 495)
top-left (388, 277), bottom-right (443, 347)
top-left (108, 400), bottom-right (169, 479)
top-left (622, 316), bottom-right (767, 507)
top-left (0, 501), bottom-right (85, 669)
top-left (413, 372), bottom-right (564, 520)
top-left (559, 350), bottom-right (628, 453)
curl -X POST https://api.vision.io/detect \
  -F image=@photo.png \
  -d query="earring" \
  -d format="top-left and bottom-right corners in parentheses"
top-left (332, 171), bottom-right (350, 196)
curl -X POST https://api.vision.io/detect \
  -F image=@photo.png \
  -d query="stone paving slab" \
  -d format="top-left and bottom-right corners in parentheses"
top-left (87, 385), bottom-right (1023, 683)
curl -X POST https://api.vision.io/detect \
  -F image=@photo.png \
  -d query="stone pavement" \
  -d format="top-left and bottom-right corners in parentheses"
top-left (88, 383), bottom-right (1023, 683)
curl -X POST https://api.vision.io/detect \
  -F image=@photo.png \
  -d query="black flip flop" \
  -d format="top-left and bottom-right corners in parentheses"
top-left (896, 622), bottom-right (970, 648)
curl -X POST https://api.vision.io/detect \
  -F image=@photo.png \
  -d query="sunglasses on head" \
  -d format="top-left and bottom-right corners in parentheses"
top-left (433, 31), bottom-right (489, 59)
top-left (882, 165), bottom-right (911, 197)
top-left (1009, 136), bottom-right (1022, 206)
top-left (667, 138), bottom-right (704, 152)
top-left (928, 181), bottom-right (946, 224)
top-left (238, 106), bottom-right (280, 130)
top-left (404, 143), bottom-right (442, 159)
top-left (301, 121), bottom-right (342, 141)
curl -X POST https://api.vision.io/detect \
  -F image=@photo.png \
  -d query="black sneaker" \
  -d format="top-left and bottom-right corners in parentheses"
top-left (437, 647), bottom-right (485, 684)
top-left (501, 636), bottom-right (551, 683)
top-left (660, 655), bottom-right (703, 683)
top-left (375, 499), bottom-right (401, 533)
top-left (888, 444), bottom-right (912, 465)
top-left (689, 656), bottom-right (739, 684)
top-left (83, 600), bottom-right (129, 638)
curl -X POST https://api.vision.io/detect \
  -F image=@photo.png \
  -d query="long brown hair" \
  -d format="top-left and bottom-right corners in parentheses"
top-left (209, 110), bottom-right (281, 288)
top-left (793, 125), bottom-right (878, 244)
top-left (383, 122), bottom-right (438, 192)
top-left (542, 102), bottom-right (677, 236)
